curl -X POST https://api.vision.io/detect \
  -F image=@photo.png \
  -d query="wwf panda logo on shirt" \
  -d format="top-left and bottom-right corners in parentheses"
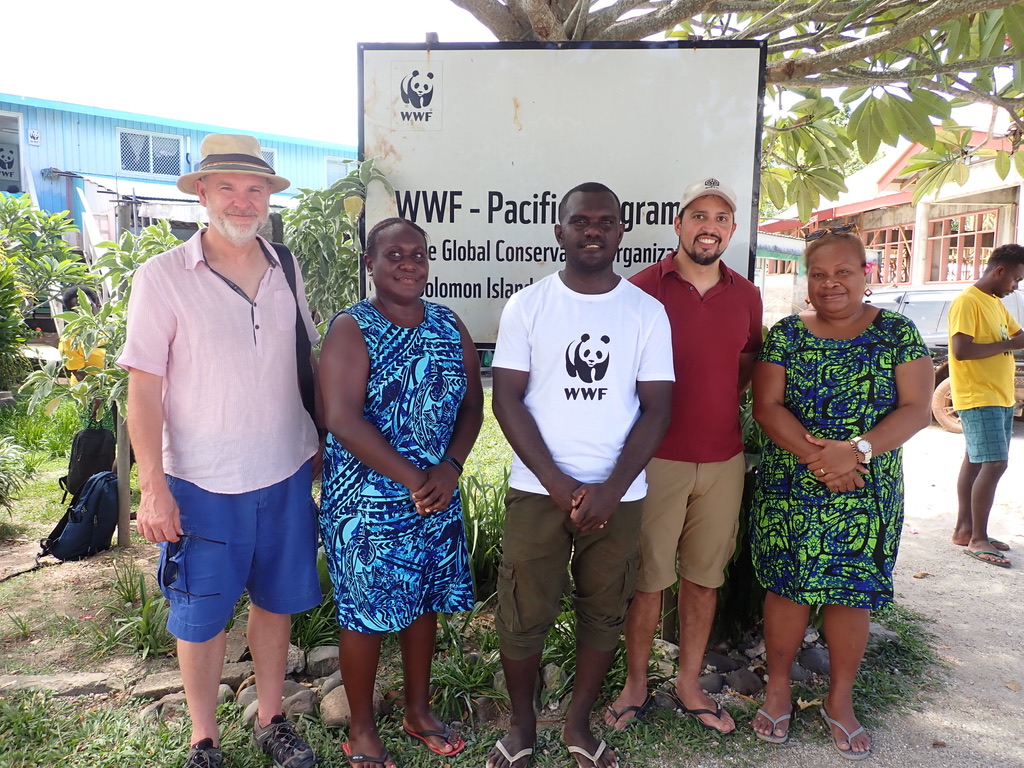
top-left (565, 333), bottom-right (611, 383)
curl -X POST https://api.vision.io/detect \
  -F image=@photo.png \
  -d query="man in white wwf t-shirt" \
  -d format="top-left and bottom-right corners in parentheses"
top-left (487, 182), bottom-right (674, 768)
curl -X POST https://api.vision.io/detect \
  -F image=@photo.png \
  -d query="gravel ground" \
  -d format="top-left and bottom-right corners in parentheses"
top-left (687, 421), bottom-right (1024, 768)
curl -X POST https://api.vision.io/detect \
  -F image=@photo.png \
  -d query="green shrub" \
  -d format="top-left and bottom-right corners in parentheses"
top-left (0, 259), bottom-right (26, 391)
top-left (460, 471), bottom-right (509, 601)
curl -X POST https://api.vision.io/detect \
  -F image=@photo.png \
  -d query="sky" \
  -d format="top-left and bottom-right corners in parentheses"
top-left (3, 0), bottom-right (496, 147)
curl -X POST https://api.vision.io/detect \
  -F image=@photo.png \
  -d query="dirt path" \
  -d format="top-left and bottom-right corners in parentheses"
top-left (707, 422), bottom-right (1024, 768)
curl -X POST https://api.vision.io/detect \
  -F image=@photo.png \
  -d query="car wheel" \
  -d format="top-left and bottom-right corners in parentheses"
top-left (932, 378), bottom-right (962, 433)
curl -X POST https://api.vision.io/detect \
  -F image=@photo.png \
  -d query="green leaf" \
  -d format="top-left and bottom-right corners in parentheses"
top-left (995, 150), bottom-right (1011, 180)
top-left (1001, 5), bottom-right (1024, 58)
top-left (1014, 151), bottom-right (1024, 178)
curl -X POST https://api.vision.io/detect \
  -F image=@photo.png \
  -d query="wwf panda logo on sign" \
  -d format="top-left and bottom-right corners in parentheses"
top-left (400, 70), bottom-right (435, 108)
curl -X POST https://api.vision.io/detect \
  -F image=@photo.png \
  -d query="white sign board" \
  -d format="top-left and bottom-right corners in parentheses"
top-left (360, 42), bottom-right (766, 345)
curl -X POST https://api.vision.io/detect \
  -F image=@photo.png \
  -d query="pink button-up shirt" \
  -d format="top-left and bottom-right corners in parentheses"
top-left (118, 230), bottom-right (319, 494)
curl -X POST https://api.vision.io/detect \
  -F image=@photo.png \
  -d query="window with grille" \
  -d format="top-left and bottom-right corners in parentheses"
top-left (926, 209), bottom-right (999, 282)
top-left (864, 225), bottom-right (915, 284)
top-left (261, 147), bottom-right (276, 171)
top-left (118, 129), bottom-right (184, 177)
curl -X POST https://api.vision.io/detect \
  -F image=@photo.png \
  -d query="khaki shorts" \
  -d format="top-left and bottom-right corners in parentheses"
top-left (635, 453), bottom-right (745, 592)
top-left (495, 488), bottom-right (642, 659)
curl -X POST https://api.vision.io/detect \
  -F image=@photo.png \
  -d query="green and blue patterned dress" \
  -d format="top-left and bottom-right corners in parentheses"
top-left (750, 310), bottom-right (928, 610)
top-left (320, 299), bottom-right (474, 633)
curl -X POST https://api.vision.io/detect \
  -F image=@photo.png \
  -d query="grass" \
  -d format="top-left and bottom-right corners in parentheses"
top-left (0, 387), bottom-right (948, 767)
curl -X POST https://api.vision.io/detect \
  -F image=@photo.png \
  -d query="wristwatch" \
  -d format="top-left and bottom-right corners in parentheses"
top-left (850, 437), bottom-right (873, 463)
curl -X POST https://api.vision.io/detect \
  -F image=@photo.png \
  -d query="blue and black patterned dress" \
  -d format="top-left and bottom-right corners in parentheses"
top-left (320, 299), bottom-right (474, 633)
top-left (750, 310), bottom-right (928, 610)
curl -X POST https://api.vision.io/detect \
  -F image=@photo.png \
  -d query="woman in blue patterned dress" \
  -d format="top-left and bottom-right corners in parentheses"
top-left (749, 229), bottom-right (933, 759)
top-left (319, 218), bottom-right (483, 768)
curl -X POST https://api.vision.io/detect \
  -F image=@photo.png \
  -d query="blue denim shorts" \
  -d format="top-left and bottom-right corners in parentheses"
top-left (960, 406), bottom-right (1014, 464)
top-left (158, 460), bottom-right (322, 643)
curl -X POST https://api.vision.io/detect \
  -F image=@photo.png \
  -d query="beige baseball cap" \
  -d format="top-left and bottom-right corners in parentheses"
top-left (679, 177), bottom-right (737, 212)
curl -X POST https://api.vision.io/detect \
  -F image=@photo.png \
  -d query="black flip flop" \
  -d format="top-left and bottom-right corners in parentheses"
top-left (666, 689), bottom-right (732, 734)
top-left (606, 692), bottom-right (653, 730)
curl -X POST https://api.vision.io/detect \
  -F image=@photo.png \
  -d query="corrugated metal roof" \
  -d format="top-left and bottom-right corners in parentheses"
top-left (81, 175), bottom-right (297, 207)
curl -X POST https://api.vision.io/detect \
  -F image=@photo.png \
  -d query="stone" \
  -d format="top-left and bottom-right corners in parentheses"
top-left (542, 663), bottom-right (565, 694)
top-left (306, 645), bottom-right (340, 678)
top-left (472, 695), bottom-right (498, 724)
top-left (224, 617), bottom-right (249, 663)
top-left (282, 679), bottom-right (307, 699)
top-left (493, 670), bottom-right (507, 698)
top-left (283, 688), bottom-right (318, 719)
top-left (803, 627), bottom-right (820, 645)
top-left (799, 646), bottom-right (831, 676)
top-left (285, 644), bottom-right (305, 675)
top-left (216, 684), bottom-right (234, 706)
top-left (725, 668), bottom-right (763, 696)
top-left (652, 638), bottom-right (679, 661)
top-left (699, 673), bottom-right (725, 694)
top-left (868, 621), bottom-right (900, 646)
top-left (138, 700), bottom-right (163, 725)
top-left (0, 672), bottom-right (119, 697)
top-left (651, 689), bottom-right (679, 711)
top-left (320, 670), bottom-right (343, 697)
top-left (320, 685), bottom-right (352, 726)
top-left (139, 692), bottom-right (187, 724)
top-left (131, 671), bottom-right (184, 700)
top-left (790, 662), bottom-right (814, 683)
top-left (702, 650), bottom-right (741, 673)
top-left (221, 662), bottom-right (254, 689)
top-left (654, 660), bottom-right (675, 679)
top-left (243, 700), bottom-right (260, 727)
top-left (743, 639), bottom-right (766, 660)
top-left (237, 685), bottom-right (259, 709)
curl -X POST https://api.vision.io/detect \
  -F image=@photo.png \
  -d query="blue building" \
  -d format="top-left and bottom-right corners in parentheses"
top-left (0, 93), bottom-right (356, 247)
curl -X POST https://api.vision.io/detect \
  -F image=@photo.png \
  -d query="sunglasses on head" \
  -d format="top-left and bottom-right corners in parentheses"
top-left (805, 224), bottom-right (857, 241)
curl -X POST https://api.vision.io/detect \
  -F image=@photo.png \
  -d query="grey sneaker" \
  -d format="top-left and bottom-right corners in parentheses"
top-left (253, 714), bottom-right (316, 768)
top-left (182, 739), bottom-right (223, 768)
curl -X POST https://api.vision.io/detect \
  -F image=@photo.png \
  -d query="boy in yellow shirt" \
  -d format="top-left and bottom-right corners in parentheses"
top-left (949, 244), bottom-right (1024, 567)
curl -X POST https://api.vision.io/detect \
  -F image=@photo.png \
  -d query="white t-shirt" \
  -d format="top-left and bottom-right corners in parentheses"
top-left (493, 272), bottom-right (674, 501)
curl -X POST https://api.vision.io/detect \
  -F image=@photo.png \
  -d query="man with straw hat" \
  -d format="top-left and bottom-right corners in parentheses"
top-left (120, 134), bottom-right (321, 768)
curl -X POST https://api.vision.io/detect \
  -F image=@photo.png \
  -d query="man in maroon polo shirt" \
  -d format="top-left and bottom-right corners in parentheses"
top-left (604, 177), bottom-right (763, 733)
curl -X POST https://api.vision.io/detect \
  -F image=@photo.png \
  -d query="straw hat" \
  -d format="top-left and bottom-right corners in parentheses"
top-left (177, 134), bottom-right (290, 194)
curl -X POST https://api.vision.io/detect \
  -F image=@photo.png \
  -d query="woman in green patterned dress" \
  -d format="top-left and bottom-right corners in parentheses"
top-left (749, 229), bottom-right (933, 759)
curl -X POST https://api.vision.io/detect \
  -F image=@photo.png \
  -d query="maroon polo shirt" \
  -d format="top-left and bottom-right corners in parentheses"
top-left (630, 253), bottom-right (763, 463)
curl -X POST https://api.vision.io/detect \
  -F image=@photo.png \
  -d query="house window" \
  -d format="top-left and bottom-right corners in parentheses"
top-left (926, 209), bottom-right (999, 282)
top-left (118, 129), bottom-right (184, 177)
top-left (326, 156), bottom-right (355, 186)
top-left (864, 225), bottom-right (914, 284)
top-left (261, 147), bottom-right (277, 171)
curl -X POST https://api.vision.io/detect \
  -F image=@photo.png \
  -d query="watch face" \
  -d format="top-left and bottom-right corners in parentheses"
top-left (857, 439), bottom-right (871, 452)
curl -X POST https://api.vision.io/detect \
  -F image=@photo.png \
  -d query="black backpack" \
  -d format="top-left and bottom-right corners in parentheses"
top-left (39, 471), bottom-right (119, 561)
top-left (60, 426), bottom-right (116, 502)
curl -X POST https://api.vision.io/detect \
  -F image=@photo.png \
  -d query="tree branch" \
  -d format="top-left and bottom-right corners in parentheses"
top-left (448, 0), bottom-right (527, 40)
top-left (594, 0), bottom-right (718, 40)
top-left (767, 0), bottom-right (1016, 83)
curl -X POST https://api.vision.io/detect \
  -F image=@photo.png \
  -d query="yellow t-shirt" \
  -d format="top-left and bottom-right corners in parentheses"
top-left (948, 285), bottom-right (1021, 409)
top-left (58, 337), bottom-right (106, 372)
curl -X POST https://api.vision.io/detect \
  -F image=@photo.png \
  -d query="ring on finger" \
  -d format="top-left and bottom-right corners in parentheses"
top-left (818, 468), bottom-right (826, 476)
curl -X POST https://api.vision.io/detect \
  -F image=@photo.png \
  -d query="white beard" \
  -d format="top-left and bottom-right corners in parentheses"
top-left (210, 211), bottom-right (266, 246)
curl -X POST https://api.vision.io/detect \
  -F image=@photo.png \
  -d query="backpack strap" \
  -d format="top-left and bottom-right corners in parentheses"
top-left (271, 242), bottom-right (317, 423)
top-left (38, 510), bottom-right (72, 560)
